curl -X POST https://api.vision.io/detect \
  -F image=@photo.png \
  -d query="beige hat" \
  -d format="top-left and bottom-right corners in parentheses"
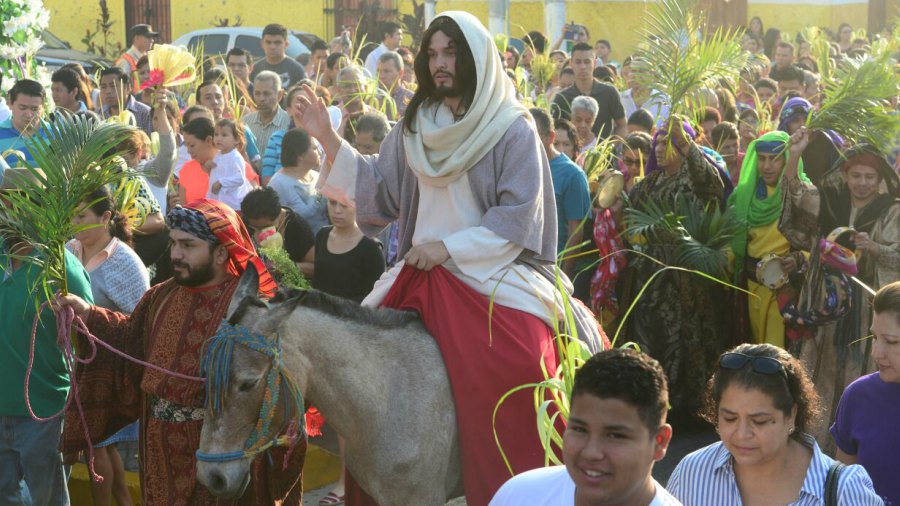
top-left (0, 168), bottom-right (46, 191)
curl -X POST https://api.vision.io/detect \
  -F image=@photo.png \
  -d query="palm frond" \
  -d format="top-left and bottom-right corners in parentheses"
top-left (494, 33), bottom-right (509, 54)
top-left (802, 26), bottom-right (836, 80)
top-left (807, 54), bottom-right (900, 154)
top-left (581, 136), bottom-right (619, 184)
top-left (530, 54), bottom-right (557, 95)
top-left (0, 115), bottom-right (136, 302)
top-left (634, 0), bottom-right (749, 121)
top-left (623, 193), bottom-right (743, 278)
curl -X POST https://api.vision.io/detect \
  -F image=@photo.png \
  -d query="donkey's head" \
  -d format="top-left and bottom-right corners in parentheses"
top-left (196, 263), bottom-right (299, 498)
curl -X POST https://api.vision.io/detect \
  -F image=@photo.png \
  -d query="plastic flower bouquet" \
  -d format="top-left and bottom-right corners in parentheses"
top-left (143, 44), bottom-right (198, 90)
top-left (255, 227), bottom-right (309, 290)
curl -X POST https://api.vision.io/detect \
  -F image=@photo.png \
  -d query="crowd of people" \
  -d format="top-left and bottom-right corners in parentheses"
top-left (0, 9), bottom-right (899, 506)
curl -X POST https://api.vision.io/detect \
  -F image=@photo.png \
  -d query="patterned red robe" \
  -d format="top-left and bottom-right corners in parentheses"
top-left (61, 277), bottom-right (305, 505)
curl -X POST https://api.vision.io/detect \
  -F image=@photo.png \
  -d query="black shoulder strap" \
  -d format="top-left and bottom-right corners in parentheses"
top-left (825, 461), bottom-right (846, 506)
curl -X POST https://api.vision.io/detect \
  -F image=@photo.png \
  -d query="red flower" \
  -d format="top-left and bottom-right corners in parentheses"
top-left (140, 69), bottom-right (165, 90)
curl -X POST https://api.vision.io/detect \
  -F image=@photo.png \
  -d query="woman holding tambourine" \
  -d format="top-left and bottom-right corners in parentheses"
top-left (729, 127), bottom-right (820, 349)
top-left (799, 144), bottom-right (900, 454)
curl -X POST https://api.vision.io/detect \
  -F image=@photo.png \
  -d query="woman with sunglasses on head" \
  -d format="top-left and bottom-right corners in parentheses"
top-left (831, 281), bottom-right (900, 505)
top-left (668, 343), bottom-right (882, 505)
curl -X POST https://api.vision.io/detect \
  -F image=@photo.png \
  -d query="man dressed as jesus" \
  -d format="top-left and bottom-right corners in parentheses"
top-left (294, 11), bottom-right (605, 505)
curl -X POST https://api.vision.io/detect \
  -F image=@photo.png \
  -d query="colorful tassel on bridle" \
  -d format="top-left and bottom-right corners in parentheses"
top-left (196, 322), bottom-right (307, 463)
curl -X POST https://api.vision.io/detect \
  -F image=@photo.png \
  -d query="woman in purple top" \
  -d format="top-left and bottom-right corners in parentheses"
top-left (833, 280), bottom-right (900, 506)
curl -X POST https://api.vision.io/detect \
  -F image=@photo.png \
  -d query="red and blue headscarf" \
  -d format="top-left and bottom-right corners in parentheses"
top-left (167, 199), bottom-right (277, 298)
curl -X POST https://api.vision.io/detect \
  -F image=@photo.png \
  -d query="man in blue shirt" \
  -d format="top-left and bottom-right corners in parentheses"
top-left (531, 108), bottom-right (592, 278)
top-left (98, 66), bottom-right (153, 135)
top-left (0, 79), bottom-right (45, 174)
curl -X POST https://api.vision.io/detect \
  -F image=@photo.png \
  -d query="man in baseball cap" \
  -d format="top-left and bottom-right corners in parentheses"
top-left (116, 24), bottom-right (159, 76)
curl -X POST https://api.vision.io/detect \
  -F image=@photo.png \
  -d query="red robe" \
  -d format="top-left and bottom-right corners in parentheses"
top-left (346, 266), bottom-right (561, 506)
top-left (61, 277), bottom-right (304, 505)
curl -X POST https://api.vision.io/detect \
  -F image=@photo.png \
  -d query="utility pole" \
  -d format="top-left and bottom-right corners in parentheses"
top-left (545, 0), bottom-right (566, 47)
top-left (424, 0), bottom-right (436, 25)
top-left (488, 0), bottom-right (508, 36)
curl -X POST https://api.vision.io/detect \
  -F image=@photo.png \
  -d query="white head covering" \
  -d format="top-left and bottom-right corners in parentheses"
top-left (402, 11), bottom-right (528, 187)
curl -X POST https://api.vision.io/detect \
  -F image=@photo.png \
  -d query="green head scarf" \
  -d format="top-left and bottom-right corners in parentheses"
top-left (727, 130), bottom-right (809, 282)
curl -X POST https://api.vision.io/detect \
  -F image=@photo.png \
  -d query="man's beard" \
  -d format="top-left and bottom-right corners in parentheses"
top-left (432, 71), bottom-right (465, 99)
top-left (172, 259), bottom-right (217, 287)
top-left (434, 83), bottom-right (463, 99)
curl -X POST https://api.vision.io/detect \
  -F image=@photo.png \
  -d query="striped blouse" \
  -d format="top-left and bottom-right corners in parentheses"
top-left (667, 434), bottom-right (883, 505)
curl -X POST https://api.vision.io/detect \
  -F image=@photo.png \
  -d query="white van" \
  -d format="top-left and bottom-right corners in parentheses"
top-left (171, 27), bottom-right (319, 61)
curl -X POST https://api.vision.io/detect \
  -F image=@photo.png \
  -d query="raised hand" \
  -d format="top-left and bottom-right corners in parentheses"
top-left (293, 84), bottom-right (342, 161)
top-left (293, 84), bottom-right (334, 141)
top-left (789, 126), bottom-right (810, 156)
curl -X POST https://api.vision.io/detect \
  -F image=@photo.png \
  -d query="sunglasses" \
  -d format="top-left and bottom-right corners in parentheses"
top-left (719, 352), bottom-right (787, 379)
top-left (623, 157), bottom-right (644, 167)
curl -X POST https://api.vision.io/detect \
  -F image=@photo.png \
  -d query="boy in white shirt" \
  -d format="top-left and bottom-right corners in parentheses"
top-left (491, 349), bottom-right (682, 506)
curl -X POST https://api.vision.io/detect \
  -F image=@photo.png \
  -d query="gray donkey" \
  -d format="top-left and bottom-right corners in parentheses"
top-left (196, 264), bottom-right (464, 505)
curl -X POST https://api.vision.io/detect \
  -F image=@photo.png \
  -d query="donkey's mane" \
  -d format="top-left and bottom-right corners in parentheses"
top-left (273, 289), bottom-right (420, 329)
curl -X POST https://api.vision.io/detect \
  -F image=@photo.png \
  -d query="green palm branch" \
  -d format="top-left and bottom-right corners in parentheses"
top-left (807, 54), bottom-right (900, 155)
top-left (623, 193), bottom-right (742, 279)
top-left (494, 33), bottom-right (509, 54)
top-left (634, 0), bottom-right (749, 123)
top-left (581, 136), bottom-right (619, 184)
top-left (0, 115), bottom-right (136, 303)
top-left (801, 26), bottom-right (836, 80)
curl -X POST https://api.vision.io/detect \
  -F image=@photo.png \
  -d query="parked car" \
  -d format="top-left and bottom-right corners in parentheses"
top-left (36, 30), bottom-right (111, 73)
top-left (171, 27), bottom-right (319, 61)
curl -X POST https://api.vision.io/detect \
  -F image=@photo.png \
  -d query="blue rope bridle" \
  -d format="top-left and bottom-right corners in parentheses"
top-left (196, 322), bottom-right (306, 463)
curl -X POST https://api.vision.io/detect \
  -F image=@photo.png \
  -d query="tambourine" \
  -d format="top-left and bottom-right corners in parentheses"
top-left (756, 253), bottom-right (789, 290)
top-left (594, 169), bottom-right (625, 209)
top-left (821, 227), bottom-right (859, 275)
top-left (826, 227), bottom-right (857, 250)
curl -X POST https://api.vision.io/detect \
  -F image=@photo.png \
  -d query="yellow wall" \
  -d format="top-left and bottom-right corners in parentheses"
top-left (42, 0), bottom-right (872, 59)
top-left (830, 4), bottom-right (868, 32)
top-left (415, 0), bottom-right (650, 59)
top-left (748, 3), bottom-right (867, 38)
top-left (748, 4), bottom-right (832, 36)
top-left (170, 0), bottom-right (327, 43)
top-left (433, 1), bottom-right (489, 22)
top-left (567, 2), bottom-right (651, 61)
top-left (45, 0), bottom-right (126, 54)
top-left (508, 1), bottom-right (545, 39)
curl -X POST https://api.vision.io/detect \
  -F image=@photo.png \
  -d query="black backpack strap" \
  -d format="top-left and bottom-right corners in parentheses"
top-left (825, 461), bottom-right (846, 506)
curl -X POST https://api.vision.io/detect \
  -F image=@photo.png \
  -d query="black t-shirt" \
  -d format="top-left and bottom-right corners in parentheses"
top-left (281, 208), bottom-right (315, 262)
top-left (250, 57), bottom-right (307, 89)
top-left (551, 79), bottom-right (626, 140)
top-left (312, 226), bottom-right (386, 303)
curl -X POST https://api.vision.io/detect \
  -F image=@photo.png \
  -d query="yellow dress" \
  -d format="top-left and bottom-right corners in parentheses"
top-left (746, 205), bottom-right (791, 348)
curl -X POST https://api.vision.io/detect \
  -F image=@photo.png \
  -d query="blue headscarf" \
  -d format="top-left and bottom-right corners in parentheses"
top-left (777, 97), bottom-right (845, 147)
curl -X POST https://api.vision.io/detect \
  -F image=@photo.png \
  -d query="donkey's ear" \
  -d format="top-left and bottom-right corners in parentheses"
top-left (225, 262), bottom-right (260, 321)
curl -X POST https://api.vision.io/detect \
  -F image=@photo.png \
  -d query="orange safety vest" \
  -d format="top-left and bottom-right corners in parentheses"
top-left (116, 52), bottom-right (138, 72)
top-left (115, 51), bottom-right (142, 87)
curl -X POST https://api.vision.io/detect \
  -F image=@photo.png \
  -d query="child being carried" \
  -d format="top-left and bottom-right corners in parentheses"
top-left (207, 118), bottom-right (253, 211)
